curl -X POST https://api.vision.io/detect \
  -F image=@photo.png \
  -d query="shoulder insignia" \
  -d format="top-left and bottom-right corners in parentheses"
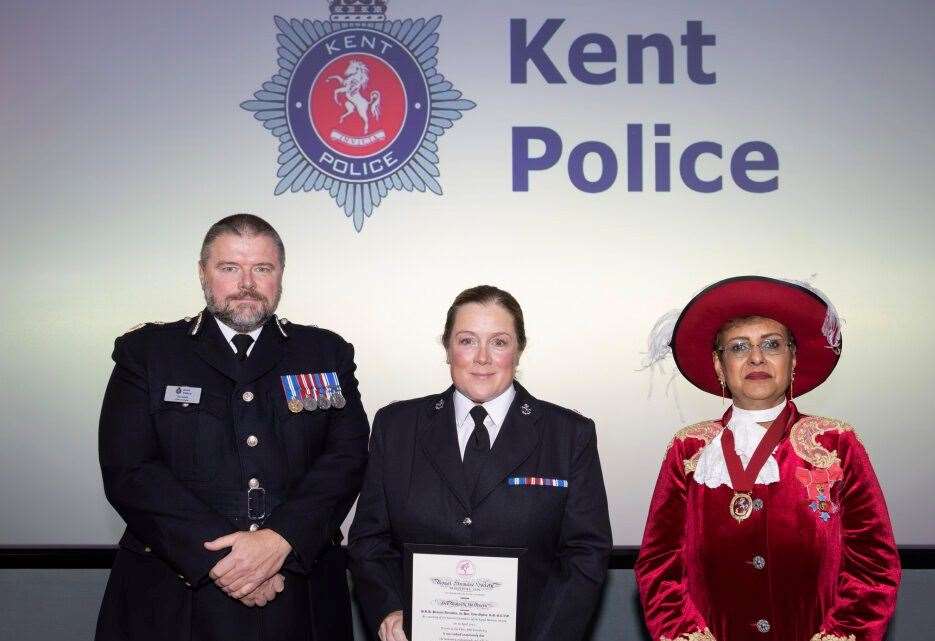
top-left (790, 416), bottom-right (855, 469)
top-left (667, 420), bottom-right (723, 475)
top-left (123, 320), bottom-right (166, 335)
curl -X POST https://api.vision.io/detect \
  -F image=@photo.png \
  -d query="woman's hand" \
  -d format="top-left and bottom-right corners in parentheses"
top-left (379, 610), bottom-right (408, 641)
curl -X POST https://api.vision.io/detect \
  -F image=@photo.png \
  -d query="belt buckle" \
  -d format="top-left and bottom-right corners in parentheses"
top-left (247, 487), bottom-right (267, 520)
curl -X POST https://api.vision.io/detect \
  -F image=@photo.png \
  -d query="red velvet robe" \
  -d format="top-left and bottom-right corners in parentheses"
top-left (635, 403), bottom-right (900, 641)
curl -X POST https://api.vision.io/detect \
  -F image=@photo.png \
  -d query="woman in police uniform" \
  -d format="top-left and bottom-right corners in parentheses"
top-left (635, 276), bottom-right (900, 641)
top-left (349, 285), bottom-right (613, 641)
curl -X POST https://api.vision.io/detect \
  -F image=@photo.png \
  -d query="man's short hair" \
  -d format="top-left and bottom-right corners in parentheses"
top-left (200, 214), bottom-right (285, 267)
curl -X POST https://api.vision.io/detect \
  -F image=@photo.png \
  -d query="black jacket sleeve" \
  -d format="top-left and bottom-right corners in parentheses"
top-left (529, 418), bottom-right (613, 641)
top-left (347, 407), bottom-right (405, 633)
top-left (99, 336), bottom-right (234, 586)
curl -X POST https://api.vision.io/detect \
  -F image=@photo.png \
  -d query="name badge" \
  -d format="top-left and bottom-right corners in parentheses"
top-left (164, 385), bottom-right (201, 404)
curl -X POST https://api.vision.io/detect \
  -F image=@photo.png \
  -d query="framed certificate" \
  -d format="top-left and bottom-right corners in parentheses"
top-left (404, 544), bottom-right (525, 641)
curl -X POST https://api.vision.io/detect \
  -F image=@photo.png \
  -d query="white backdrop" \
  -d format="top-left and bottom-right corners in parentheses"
top-left (1, 0), bottom-right (933, 545)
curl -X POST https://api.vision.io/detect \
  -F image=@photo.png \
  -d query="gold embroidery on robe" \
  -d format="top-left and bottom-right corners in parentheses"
top-left (661, 628), bottom-right (717, 641)
top-left (809, 632), bottom-right (856, 641)
top-left (667, 421), bottom-right (723, 475)
top-left (790, 416), bottom-right (854, 469)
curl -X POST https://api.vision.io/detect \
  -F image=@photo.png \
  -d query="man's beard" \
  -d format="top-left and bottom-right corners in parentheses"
top-left (203, 284), bottom-right (281, 333)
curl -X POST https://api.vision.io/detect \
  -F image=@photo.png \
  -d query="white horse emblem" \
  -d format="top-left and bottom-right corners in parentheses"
top-left (328, 59), bottom-right (382, 134)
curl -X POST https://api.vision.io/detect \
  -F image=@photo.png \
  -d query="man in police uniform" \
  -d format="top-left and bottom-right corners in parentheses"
top-left (96, 214), bottom-right (370, 641)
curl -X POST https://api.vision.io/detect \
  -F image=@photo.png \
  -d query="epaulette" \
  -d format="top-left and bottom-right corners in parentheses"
top-left (790, 416), bottom-right (855, 469)
top-left (123, 320), bottom-right (167, 335)
top-left (667, 420), bottom-right (723, 475)
top-left (124, 314), bottom-right (195, 336)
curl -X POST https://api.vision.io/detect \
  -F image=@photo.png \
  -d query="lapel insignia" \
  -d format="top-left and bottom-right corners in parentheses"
top-left (520, 403), bottom-right (531, 415)
top-left (435, 398), bottom-right (445, 410)
top-left (276, 317), bottom-right (289, 337)
top-left (189, 311), bottom-right (204, 336)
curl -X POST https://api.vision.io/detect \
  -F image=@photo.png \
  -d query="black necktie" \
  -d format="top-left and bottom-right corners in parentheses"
top-left (463, 405), bottom-right (490, 490)
top-left (232, 334), bottom-right (254, 361)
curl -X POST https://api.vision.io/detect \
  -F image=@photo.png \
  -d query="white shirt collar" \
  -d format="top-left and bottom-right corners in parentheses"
top-left (453, 384), bottom-right (516, 459)
top-left (214, 316), bottom-right (263, 356)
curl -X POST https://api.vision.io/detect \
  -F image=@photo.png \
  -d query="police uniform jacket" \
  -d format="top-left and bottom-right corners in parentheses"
top-left (348, 382), bottom-right (612, 641)
top-left (96, 310), bottom-right (370, 641)
top-left (635, 402), bottom-right (900, 641)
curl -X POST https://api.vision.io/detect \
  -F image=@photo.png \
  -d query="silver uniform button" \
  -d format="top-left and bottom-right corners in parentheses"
top-left (246, 435), bottom-right (259, 447)
top-left (248, 478), bottom-right (260, 489)
top-left (756, 619), bottom-right (770, 633)
top-left (242, 391), bottom-right (254, 402)
top-left (753, 498), bottom-right (764, 511)
top-left (461, 517), bottom-right (472, 526)
top-left (752, 555), bottom-right (766, 570)
top-left (249, 523), bottom-right (259, 532)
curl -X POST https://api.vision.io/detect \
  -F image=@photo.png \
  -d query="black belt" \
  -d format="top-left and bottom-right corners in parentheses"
top-left (193, 487), bottom-right (287, 521)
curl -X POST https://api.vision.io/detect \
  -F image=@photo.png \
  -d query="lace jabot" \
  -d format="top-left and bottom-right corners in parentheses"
top-left (693, 400), bottom-right (786, 489)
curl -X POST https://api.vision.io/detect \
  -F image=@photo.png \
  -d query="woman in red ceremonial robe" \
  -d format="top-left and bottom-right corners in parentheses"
top-left (635, 276), bottom-right (900, 641)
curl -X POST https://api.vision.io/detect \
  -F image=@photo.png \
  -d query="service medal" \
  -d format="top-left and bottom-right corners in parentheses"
top-left (325, 372), bottom-right (346, 408)
top-left (281, 375), bottom-right (305, 414)
top-left (296, 373), bottom-right (318, 412)
top-left (310, 372), bottom-right (331, 409)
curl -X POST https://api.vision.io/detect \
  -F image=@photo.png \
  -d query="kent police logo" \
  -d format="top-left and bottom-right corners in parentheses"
top-left (242, 1), bottom-right (475, 231)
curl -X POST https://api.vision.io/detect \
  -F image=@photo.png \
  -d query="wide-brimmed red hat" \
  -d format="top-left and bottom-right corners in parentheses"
top-left (669, 276), bottom-right (842, 397)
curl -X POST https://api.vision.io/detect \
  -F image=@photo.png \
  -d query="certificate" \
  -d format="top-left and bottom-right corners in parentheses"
top-left (404, 544), bottom-right (524, 641)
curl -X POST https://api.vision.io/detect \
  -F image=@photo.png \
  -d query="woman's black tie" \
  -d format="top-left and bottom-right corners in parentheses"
top-left (463, 405), bottom-right (490, 490)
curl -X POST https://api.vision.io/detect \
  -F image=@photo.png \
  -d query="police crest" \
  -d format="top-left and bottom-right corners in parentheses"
top-left (242, 1), bottom-right (475, 231)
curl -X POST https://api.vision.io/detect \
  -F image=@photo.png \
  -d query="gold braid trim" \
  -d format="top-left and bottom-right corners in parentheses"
top-left (666, 421), bottom-right (723, 475)
top-left (790, 416), bottom-right (855, 469)
top-left (661, 628), bottom-right (716, 641)
top-left (809, 633), bottom-right (856, 641)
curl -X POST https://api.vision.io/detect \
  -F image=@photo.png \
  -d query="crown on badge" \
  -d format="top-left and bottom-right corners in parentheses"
top-left (329, 0), bottom-right (387, 22)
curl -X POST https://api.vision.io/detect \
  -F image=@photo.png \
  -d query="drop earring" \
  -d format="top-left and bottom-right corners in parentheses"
top-left (719, 378), bottom-right (726, 405)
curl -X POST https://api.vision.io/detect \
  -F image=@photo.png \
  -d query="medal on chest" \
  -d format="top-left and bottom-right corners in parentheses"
top-left (720, 404), bottom-right (792, 523)
top-left (728, 491), bottom-right (754, 522)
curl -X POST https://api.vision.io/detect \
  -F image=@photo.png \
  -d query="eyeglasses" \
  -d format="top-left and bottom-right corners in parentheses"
top-left (717, 338), bottom-right (793, 359)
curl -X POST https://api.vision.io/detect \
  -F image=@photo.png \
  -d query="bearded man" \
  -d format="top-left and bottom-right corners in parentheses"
top-left (96, 214), bottom-right (369, 641)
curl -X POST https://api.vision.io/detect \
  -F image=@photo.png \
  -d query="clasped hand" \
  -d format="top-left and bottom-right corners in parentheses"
top-left (380, 610), bottom-right (408, 641)
top-left (204, 529), bottom-right (292, 603)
